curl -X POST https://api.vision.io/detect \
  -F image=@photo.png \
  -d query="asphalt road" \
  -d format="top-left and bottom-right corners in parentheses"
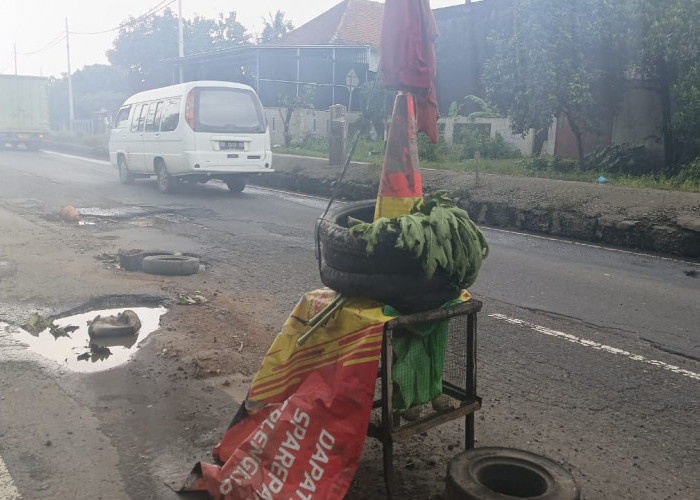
top-left (0, 149), bottom-right (699, 499)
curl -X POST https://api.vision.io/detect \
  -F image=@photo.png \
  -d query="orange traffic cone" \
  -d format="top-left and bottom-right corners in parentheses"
top-left (374, 92), bottom-right (423, 221)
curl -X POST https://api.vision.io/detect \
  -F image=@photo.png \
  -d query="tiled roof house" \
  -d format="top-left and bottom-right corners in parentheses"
top-left (277, 0), bottom-right (383, 49)
top-left (170, 0), bottom-right (384, 109)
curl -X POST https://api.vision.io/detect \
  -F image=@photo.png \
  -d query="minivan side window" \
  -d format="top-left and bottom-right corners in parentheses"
top-left (115, 106), bottom-right (131, 128)
top-left (136, 104), bottom-right (149, 132)
top-left (144, 101), bottom-right (159, 132)
top-left (160, 98), bottom-right (181, 132)
top-left (153, 101), bottom-right (164, 131)
top-left (130, 104), bottom-right (143, 132)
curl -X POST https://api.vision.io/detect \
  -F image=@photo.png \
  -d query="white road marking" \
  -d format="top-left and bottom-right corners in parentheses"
top-left (42, 150), bottom-right (111, 166)
top-left (485, 227), bottom-right (700, 266)
top-left (0, 454), bottom-right (20, 499)
top-left (489, 313), bottom-right (700, 381)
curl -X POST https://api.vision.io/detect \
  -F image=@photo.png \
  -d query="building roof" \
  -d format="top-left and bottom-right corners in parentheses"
top-left (277, 0), bottom-right (384, 47)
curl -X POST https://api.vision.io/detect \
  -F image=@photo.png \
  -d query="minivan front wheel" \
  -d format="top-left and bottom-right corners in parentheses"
top-left (155, 160), bottom-right (173, 193)
top-left (118, 155), bottom-right (134, 184)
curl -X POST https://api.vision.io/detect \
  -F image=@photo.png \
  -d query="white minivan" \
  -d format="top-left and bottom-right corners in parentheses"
top-left (109, 80), bottom-right (272, 193)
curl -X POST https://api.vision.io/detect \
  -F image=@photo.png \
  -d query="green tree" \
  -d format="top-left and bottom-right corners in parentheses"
top-left (483, 0), bottom-right (627, 164)
top-left (278, 85), bottom-right (316, 147)
top-left (635, 0), bottom-right (700, 164)
top-left (260, 11), bottom-right (294, 44)
top-left (48, 64), bottom-right (128, 129)
top-left (107, 9), bottom-right (250, 93)
top-left (358, 76), bottom-right (389, 139)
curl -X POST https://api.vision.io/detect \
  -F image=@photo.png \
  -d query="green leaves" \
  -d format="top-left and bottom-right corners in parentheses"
top-left (349, 192), bottom-right (489, 288)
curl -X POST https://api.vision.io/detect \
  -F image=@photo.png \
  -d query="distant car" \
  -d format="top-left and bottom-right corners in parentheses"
top-left (108, 80), bottom-right (273, 193)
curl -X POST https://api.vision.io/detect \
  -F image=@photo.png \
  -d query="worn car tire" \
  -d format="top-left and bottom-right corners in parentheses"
top-left (142, 255), bottom-right (200, 276)
top-left (118, 155), bottom-right (135, 184)
top-left (319, 265), bottom-right (460, 313)
top-left (445, 447), bottom-right (581, 500)
top-left (155, 160), bottom-right (173, 193)
top-left (88, 310), bottom-right (142, 338)
top-left (119, 250), bottom-right (175, 271)
top-left (317, 200), bottom-right (422, 274)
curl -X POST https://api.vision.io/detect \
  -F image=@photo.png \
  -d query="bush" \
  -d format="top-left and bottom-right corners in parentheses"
top-left (675, 157), bottom-right (700, 183)
top-left (551, 155), bottom-right (577, 173)
top-left (512, 156), bottom-right (576, 175)
top-left (418, 132), bottom-right (439, 161)
top-left (452, 125), bottom-right (520, 160)
top-left (293, 134), bottom-right (327, 152)
top-left (583, 144), bottom-right (656, 175)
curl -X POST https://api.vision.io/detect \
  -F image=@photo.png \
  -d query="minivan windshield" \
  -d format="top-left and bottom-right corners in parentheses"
top-left (195, 88), bottom-right (266, 134)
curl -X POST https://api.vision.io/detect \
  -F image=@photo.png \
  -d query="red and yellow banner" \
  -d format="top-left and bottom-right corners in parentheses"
top-left (180, 289), bottom-right (395, 500)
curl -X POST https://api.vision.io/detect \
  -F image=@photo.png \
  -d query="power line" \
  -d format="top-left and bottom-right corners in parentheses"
top-left (70, 0), bottom-right (178, 36)
top-left (11, 0), bottom-right (178, 60)
top-left (16, 32), bottom-right (66, 55)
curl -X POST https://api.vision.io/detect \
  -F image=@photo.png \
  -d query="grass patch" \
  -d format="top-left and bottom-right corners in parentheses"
top-left (273, 136), bottom-right (700, 193)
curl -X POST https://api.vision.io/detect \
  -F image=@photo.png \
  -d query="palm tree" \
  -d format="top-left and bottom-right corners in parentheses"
top-left (260, 11), bottom-right (294, 44)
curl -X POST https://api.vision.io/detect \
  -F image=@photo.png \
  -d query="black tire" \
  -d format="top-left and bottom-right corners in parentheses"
top-left (226, 175), bottom-right (247, 193)
top-left (141, 255), bottom-right (200, 276)
top-left (317, 200), bottom-right (422, 273)
top-left (119, 250), bottom-right (175, 271)
top-left (118, 155), bottom-right (134, 184)
top-left (319, 265), bottom-right (460, 313)
top-left (445, 447), bottom-right (581, 500)
top-left (155, 160), bottom-right (173, 193)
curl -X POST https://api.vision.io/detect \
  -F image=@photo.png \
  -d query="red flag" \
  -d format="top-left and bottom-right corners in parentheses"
top-left (380, 0), bottom-right (439, 142)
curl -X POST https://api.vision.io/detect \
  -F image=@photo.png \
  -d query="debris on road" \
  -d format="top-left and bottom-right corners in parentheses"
top-left (142, 255), bottom-right (200, 276)
top-left (60, 205), bottom-right (80, 223)
top-left (176, 292), bottom-right (207, 305)
top-left (25, 312), bottom-right (52, 334)
top-left (88, 310), bottom-right (142, 338)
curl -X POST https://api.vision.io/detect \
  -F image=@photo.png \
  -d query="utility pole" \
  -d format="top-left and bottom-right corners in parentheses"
top-left (178, 0), bottom-right (184, 83)
top-left (13, 44), bottom-right (17, 75)
top-left (66, 18), bottom-right (74, 131)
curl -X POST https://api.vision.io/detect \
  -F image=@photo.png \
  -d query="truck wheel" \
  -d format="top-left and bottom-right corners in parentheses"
top-left (118, 155), bottom-right (134, 184)
top-left (226, 176), bottom-right (247, 193)
top-left (155, 160), bottom-right (173, 193)
top-left (445, 447), bottom-right (580, 500)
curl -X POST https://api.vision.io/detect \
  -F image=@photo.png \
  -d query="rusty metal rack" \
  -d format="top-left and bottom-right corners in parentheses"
top-left (366, 299), bottom-right (482, 498)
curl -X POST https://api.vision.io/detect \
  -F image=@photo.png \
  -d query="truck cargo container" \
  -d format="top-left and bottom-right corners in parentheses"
top-left (0, 74), bottom-right (50, 150)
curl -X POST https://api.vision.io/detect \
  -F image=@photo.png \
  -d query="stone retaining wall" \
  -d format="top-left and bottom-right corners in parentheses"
top-left (255, 154), bottom-right (700, 259)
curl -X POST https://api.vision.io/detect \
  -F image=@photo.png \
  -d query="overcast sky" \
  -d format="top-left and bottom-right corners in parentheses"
top-left (0, 0), bottom-right (461, 78)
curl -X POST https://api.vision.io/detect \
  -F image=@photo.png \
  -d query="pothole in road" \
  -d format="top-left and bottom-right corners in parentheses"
top-left (8, 306), bottom-right (167, 373)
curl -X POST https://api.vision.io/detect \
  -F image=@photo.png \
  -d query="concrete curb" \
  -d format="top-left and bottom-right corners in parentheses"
top-left (255, 154), bottom-right (700, 259)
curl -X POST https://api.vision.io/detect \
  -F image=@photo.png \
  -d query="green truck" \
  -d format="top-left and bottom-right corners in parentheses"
top-left (0, 74), bottom-right (50, 150)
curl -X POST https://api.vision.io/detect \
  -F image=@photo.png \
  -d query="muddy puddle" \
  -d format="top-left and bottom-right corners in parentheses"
top-left (10, 306), bottom-right (166, 373)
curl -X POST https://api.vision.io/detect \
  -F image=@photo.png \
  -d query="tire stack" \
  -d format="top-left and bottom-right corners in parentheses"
top-left (317, 200), bottom-right (461, 313)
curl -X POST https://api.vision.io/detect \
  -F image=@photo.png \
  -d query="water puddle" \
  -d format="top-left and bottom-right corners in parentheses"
top-left (10, 306), bottom-right (167, 373)
top-left (77, 207), bottom-right (156, 218)
top-left (129, 214), bottom-right (181, 227)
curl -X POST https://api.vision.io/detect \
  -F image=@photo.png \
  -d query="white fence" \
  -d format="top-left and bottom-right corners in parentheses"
top-left (265, 107), bottom-right (554, 157)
